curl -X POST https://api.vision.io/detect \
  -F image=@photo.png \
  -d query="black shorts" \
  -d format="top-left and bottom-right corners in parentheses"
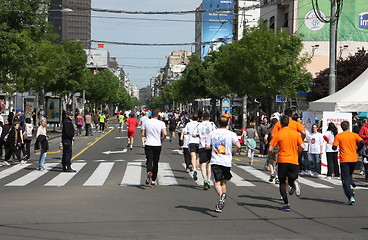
top-left (199, 148), bottom-right (212, 164)
top-left (188, 143), bottom-right (199, 153)
top-left (211, 164), bottom-right (232, 182)
top-left (277, 163), bottom-right (299, 180)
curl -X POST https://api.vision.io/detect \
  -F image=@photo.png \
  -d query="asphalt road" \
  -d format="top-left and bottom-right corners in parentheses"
top-left (0, 122), bottom-right (367, 240)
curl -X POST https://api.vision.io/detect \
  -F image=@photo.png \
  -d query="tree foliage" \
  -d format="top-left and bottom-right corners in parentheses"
top-left (306, 49), bottom-right (368, 101)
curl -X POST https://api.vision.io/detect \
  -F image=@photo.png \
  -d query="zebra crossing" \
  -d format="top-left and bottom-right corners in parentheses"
top-left (0, 160), bottom-right (357, 189)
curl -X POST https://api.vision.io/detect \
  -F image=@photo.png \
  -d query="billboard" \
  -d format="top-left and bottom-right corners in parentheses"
top-left (45, 98), bottom-right (61, 123)
top-left (202, 0), bottom-right (234, 57)
top-left (298, 0), bottom-right (368, 41)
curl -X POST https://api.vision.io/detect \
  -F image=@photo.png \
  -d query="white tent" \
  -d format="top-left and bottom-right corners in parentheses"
top-left (309, 68), bottom-right (368, 112)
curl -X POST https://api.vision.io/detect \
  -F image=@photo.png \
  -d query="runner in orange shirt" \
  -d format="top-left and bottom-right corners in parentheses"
top-left (272, 108), bottom-right (306, 140)
top-left (332, 121), bottom-right (364, 205)
top-left (269, 115), bottom-right (304, 212)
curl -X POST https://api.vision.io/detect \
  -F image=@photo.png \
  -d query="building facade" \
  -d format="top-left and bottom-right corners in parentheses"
top-left (49, 0), bottom-right (91, 49)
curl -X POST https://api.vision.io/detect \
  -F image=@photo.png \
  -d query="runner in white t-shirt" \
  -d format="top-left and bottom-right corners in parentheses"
top-left (142, 109), bottom-right (167, 188)
top-left (183, 113), bottom-right (200, 181)
top-left (206, 116), bottom-right (240, 213)
top-left (194, 112), bottom-right (216, 190)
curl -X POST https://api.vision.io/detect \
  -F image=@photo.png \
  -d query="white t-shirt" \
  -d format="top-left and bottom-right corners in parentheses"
top-left (195, 121), bottom-right (216, 148)
top-left (308, 132), bottom-right (324, 154)
top-left (324, 130), bottom-right (338, 153)
top-left (206, 129), bottom-right (238, 167)
top-left (184, 121), bottom-right (200, 144)
top-left (142, 118), bottom-right (166, 146)
top-left (139, 116), bottom-right (149, 126)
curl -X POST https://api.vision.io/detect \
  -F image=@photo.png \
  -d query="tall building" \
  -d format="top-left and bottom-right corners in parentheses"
top-left (49, 0), bottom-right (91, 49)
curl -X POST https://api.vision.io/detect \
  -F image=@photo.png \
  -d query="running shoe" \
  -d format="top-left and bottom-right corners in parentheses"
top-left (127, 143), bottom-right (130, 148)
top-left (203, 180), bottom-right (208, 190)
top-left (218, 193), bottom-right (227, 210)
top-left (288, 186), bottom-right (295, 195)
top-left (269, 173), bottom-right (275, 182)
top-left (2, 161), bottom-right (10, 166)
top-left (193, 170), bottom-right (198, 181)
top-left (294, 179), bottom-right (301, 197)
top-left (130, 145), bottom-right (133, 150)
top-left (145, 172), bottom-right (153, 185)
top-left (347, 196), bottom-right (355, 205)
top-left (215, 203), bottom-right (222, 213)
top-left (280, 205), bottom-right (291, 212)
top-left (275, 177), bottom-right (280, 184)
top-left (189, 164), bottom-right (193, 172)
top-left (299, 170), bottom-right (306, 176)
top-left (150, 181), bottom-right (156, 188)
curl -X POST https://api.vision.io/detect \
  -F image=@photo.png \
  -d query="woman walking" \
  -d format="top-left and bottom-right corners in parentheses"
top-left (21, 118), bottom-right (33, 163)
top-left (324, 122), bottom-right (340, 179)
top-left (3, 121), bottom-right (25, 165)
top-left (308, 124), bottom-right (324, 177)
top-left (35, 118), bottom-right (49, 171)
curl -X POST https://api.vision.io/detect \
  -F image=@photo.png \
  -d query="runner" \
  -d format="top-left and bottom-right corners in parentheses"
top-left (139, 111), bottom-right (149, 147)
top-left (142, 109), bottom-right (167, 188)
top-left (180, 118), bottom-right (191, 172)
top-left (118, 112), bottom-right (125, 132)
top-left (269, 115), bottom-right (304, 212)
top-left (195, 112), bottom-right (216, 190)
top-left (98, 112), bottom-right (106, 133)
top-left (332, 121), bottom-right (364, 205)
top-left (183, 113), bottom-right (200, 181)
top-left (272, 108), bottom-right (306, 139)
top-left (126, 113), bottom-right (139, 150)
top-left (205, 116), bottom-right (240, 213)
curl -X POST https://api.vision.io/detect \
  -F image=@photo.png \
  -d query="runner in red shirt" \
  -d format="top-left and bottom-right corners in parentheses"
top-left (126, 113), bottom-right (139, 150)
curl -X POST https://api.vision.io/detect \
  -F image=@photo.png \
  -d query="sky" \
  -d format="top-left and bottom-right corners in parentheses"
top-left (92, 0), bottom-right (202, 89)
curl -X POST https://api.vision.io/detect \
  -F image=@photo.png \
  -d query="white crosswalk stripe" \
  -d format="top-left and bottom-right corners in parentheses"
top-left (120, 162), bottom-right (142, 186)
top-left (6, 163), bottom-right (59, 186)
top-left (0, 162), bottom-right (363, 190)
top-left (157, 163), bottom-right (178, 185)
top-left (44, 163), bottom-right (86, 187)
top-left (0, 164), bottom-right (31, 180)
top-left (83, 162), bottom-right (114, 186)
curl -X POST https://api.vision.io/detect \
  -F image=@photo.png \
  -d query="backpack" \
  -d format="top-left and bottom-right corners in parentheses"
top-left (246, 138), bottom-right (257, 149)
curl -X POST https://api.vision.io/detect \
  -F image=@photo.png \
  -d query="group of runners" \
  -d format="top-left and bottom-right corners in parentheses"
top-left (123, 108), bottom-right (363, 213)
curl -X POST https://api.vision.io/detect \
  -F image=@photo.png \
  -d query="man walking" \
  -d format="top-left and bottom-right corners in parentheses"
top-left (142, 109), bottom-right (167, 188)
top-left (333, 121), bottom-right (364, 205)
top-left (84, 111), bottom-right (93, 136)
top-left (269, 115), bottom-right (304, 212)
top-left (61, 112), bottom-right (76, 172)
top-left (206, 116), bottom-right (240, 213)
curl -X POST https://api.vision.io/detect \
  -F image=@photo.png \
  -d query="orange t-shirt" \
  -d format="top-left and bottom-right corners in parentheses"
top-left (332, 131), bottom-right (363, 163)
top-left (272, 118), bottom-right (305, 136)
top-left (270, 127), bottom-right (303, 165)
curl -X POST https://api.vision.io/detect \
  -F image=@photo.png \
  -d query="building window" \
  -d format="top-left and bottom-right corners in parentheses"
top-left (269, 16), bottom-right (275, 30)
top-left (284, 12), bottom-right (289, 28)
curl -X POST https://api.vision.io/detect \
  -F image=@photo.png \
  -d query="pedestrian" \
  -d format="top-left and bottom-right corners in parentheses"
top-left (32, 108), bottom-right (37, 128)
top-left (126, 112), bottom-right (139, 150)
top-left (139, 111), bottom-right (149, 147)
top-left (332, 121), bottom-right (364, 205)
top-left (358, 119), bottom-right (368, 176)
top-left (92, 111), bottom-right (99, 133)
top-left (269, 115), bottom-right (304, 212)
top-left (180, 119), bottom-right (191, 172)
top-left (258, 117), bottom-right (270, 157)
top-left (308, 124), bottom-right (324, 177)
top-left (84, 111), bottom-right (93, 136)
top-left (0, 119), bottom-right (10, 160)
top-left (195, 112), bottom-right (216, 190)
top-left (61, 112), bottom-right (76, 172)
top-left (243, 122), bottom-right (258, 166)
top-left (299, 122), bottom-right (312, 177)
top-left (183, 113), bottom-right (200, 181)
top-left (35, 118), bottom-right (48, 171)
top-left (142, 109), bottom-right (167, 188)
top-left (324, 122), bottom-right (339, 179)
top-left (3, 121), bottom-right (26, 165)
top-left (168, 114), bottom-right (177, 142)
top-left (21, 117), bottom-right (33, 162)
top-left (362, 148), bottom-right (368, 181)
top-left (99, 112), bottom-right (106, 133)
top-left (176, 115), bottom-right (186, 150)
top-left (76, 112), bottom-right (84, 136)
top-left (205, 116), bottom-right (240, 213)
top-left (264, 118), bottom-right (279, 182)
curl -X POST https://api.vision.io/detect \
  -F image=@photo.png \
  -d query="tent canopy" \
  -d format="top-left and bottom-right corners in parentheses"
top-left (309, 68), bottom-right (368, 112)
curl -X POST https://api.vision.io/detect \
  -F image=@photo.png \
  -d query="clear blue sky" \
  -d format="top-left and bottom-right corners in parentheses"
top-left (92, 0), bottom-right (202, 88)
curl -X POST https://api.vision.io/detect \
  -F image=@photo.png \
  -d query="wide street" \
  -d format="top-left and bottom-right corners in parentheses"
top-left (0, 121), bottom-right (367, 240)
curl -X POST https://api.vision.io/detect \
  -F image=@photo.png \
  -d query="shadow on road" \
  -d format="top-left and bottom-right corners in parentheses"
top-left (175, 205), bottom-right (218, 217)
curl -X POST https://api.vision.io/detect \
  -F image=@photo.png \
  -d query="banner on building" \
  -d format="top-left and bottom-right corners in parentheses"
top-left (202, 0), bottom-right (233, 58)
top-left (298, 0), bottom-right (368, 41)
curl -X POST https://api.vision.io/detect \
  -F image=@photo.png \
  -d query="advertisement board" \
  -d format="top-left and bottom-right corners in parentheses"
top-left (298, 0), bottom-right (368, 41)
top-left (45, 98), bottom-right (61, 123)
top-left (202, 0), bottom-right (233, 57)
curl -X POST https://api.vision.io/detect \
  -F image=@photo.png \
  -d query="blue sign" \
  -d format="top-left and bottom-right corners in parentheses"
top-left (358, 13), bottom-right (368, 30)
top-left (202, 0), bottom-right (233, 58)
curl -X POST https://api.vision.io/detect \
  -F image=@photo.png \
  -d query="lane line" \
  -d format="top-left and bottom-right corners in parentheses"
top-left (0, 164), bottom-right (31, 180)
top-left (230, 170), bottom-right (255, 186)
top-left (238, 166), bottom-right (277, 187)
top-left (5, 163), bottom-right (59, 186)
top-left (157, 163), bottom-right (178, 185)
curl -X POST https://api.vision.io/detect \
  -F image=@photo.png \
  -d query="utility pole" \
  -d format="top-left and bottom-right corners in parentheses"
top-left (328, 0), bottom-right (337, 95)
